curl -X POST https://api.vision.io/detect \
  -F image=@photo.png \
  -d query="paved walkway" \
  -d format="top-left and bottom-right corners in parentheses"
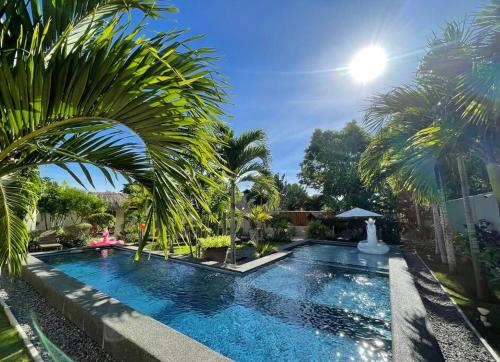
top-left (404, 251), bottom-right (496, 362)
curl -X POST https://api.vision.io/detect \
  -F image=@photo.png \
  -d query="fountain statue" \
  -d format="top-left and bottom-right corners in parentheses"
top-left (357, 218), bottom-right (389, 254)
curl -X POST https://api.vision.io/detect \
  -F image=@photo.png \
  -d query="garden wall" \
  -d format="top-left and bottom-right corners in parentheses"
top-left (446, 192), bottom-right (500, 232)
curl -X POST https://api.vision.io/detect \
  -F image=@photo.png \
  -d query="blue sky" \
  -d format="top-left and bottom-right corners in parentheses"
top-left (41, 0), bottom-right (483, 190)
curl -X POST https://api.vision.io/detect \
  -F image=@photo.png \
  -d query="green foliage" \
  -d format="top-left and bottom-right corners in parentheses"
top-left (282, 183), bottom-right (309, 210)
top-left (199, 235), bottom-right (231, 249)
top-left (122, 182), bottom-right (152, 230)
top-left (37, 180), bottom-right (107, 227)
top-left (119, 224), bottom-right (140, 244)
top-left (269, 214), bottom-right (292, 242)
top-left (255, 242), bottom-right (277, 258)
top-left (60, 223), bottom-right (92, 247)
top-left (480, 246), bottom-right (500, 293)
top-left (307, 220), bottom-right (328, 240)
top-left (87, 213), bottom-right (115, 229)
top-left (0, 1), bottom-right (227, 273)
top-left (299, 121), bottom-right (378, 212)
top-left (244, 174), bottom-right (280, 209)
top-left (246, 205), bottom-right (272, 227)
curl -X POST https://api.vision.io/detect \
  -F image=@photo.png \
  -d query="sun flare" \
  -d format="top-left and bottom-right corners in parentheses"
top-left (349, 46), bottom-right (387, 82)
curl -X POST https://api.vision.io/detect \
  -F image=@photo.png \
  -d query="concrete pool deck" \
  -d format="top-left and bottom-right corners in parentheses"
top-left (21, 242), bottom-right (444, 361)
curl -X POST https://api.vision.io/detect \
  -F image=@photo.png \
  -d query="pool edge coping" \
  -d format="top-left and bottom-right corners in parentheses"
top-left (389, 253), bottom-right (444, 361)
top-left (22, 254), bottom-right (231, 362)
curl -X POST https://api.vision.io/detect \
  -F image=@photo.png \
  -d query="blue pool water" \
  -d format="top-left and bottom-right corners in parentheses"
top-left (39, 244), bottom-right (392, 362)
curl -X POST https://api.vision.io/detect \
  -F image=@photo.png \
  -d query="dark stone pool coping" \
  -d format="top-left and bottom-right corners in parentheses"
top-left (23, 254), bottom-right (230, 362)
top-left (26, 241), bottom-right (443, 362)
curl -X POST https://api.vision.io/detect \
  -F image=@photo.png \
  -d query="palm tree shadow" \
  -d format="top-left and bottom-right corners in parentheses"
top-left (402, 314), bottom-right (445, 362)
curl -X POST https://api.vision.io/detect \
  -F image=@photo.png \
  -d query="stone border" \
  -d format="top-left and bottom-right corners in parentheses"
top-left (389, 253), bottom-right (443, 361)
top-left (116, 243), bottom-right (301, 275)
top-left (23, 254), bottom-right (230, 362)
top-left (415, 253), bottom-right (500, 362)
top-left (0, 297), bottom-right (43, 362)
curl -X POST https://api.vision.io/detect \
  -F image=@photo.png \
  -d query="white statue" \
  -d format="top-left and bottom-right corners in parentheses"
top-left (357, 217), bottom-right (389, 254)
top-left (365, 218), bottom-right (377, 246)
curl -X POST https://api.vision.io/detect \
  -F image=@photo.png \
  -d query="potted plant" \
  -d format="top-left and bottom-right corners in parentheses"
top-left (199, 235), bottom-right (231, 263)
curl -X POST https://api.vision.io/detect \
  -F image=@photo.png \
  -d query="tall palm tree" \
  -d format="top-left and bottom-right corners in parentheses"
top-left (245, 174), bottom-right (280, 209)
top-left (418, 21), bottom-right (489, 297)
top-left (221, 129), bottom-right (270, 264)
top-left (457, 2), bottom-right (500, 202)
top-left (0, 1), bottom-right (226, 274)
top-left (361, 85), bottom-right (458, 273)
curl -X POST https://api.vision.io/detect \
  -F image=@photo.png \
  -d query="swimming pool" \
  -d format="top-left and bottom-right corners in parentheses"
top-left (39, 244), bottom-right (392, 361)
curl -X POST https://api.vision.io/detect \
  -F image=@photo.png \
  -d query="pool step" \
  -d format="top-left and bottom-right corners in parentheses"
top-left (290, 256), bottom-right (389, 275)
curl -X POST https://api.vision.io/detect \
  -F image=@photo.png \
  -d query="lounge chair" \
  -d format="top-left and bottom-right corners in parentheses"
top-left (33, 230), bottom-right (63, 251)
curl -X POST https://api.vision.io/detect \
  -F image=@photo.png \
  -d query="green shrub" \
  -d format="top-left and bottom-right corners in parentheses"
top-left (87, 213), bottom-right (115, 229)
top-left (199, 235), bottom-right (230, 249)
top-left (60, 223), bottom-right (92, 247)
top-left (307, 220), bottom-right (327, 239)
top-left (480, 246), bottom-right (500, 297)
top-left (255, 242), bottom-right (277, 257)
top-left (119, 224), bottom-right (140, 243)
top-left (269, 215), bottom-right (292, 242)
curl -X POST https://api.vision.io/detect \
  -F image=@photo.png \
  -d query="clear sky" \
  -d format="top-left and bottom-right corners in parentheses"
top-left (41, 0), bottom-right (483, 190)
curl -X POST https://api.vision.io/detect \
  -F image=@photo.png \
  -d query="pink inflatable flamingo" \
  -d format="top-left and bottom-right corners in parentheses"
top-left (90, 228), bottom-right (124, 247)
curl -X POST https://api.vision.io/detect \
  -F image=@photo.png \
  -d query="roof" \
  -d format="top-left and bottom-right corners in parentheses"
top-left (336, 207), bottom-right (382, 218)
top-left (91, 192), bottom-right (126, 211)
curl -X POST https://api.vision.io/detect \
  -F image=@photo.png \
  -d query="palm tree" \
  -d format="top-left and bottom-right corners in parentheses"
top-left (246, 205), bottom-right (272, 245)
top-left (361, 85), bottom-right (458, 273)
top-left (221, 129), bottom-right (270, 264)
top-left (0, 1), bottom-right (226, 274)
top-left (417, 20), bottom-right (489, 297)
top-left (245, 174), bottom-right (280, 209)
top-left (456, 2), bottom-right (500, 203)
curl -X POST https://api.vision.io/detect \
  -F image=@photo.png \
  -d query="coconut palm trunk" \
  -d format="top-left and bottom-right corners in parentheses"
top-left (414, 203), bottom-right (422, 229)
top-left (457, 156), bottom-right (486, 299)
top-left (431, 203), bottom-right (447, 263)
top-left (222, 211), bottom-right (228, 235)
top-left (229, 179), bottom-right (237, 264)
top-left (435, 165), bottom-right (457, 273)
top-left (438, 204), bottom-right (457, 273)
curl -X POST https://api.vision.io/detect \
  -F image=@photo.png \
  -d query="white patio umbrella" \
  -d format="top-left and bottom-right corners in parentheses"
top-left (335, 207), bottom-right (382, 218)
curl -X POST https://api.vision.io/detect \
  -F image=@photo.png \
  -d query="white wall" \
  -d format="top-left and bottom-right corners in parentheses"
top-left (446, 192), bottom-right (500, 232)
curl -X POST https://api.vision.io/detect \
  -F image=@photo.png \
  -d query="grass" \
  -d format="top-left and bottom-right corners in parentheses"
top-left (425, 257), bottom-right (500, 356)
top-left (0, 309), bottom-right (30, 362)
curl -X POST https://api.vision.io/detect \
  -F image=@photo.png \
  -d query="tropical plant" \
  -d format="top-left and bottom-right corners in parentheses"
top-left (198, 235), bottom-right (231, 249)
top-left (244, 174), bottom-right (280, 209)
top-left (255, 242), bottom-right (277, 258)
top-left (307, 220), bottom-right (328, 240)
top-left (455, 2), bottom-right (500, 202)
top-left (221, 129), bottom-right (270, 263)
top-left (87, 213), bottom-right (115, 230)
top-left (269, 214), bottom-right (292, 242)
top-left (0, 1), bottom-right (226, 273)
top-left (360, 19), bottom-right (496, 297)
top-left (60, 223), bottom-right (92, 247)
top-left (38, 180), bottom-right (107, 227)
top-left (360, 84), bottom-right (458, 273)
top-left (282, 183), bottom-right (309, 210)
top-left (246, 205), bottom-right (272, 245)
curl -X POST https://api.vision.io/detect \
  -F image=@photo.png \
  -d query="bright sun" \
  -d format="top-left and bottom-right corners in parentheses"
top-left (349, 46), bottom-right (387, 82)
